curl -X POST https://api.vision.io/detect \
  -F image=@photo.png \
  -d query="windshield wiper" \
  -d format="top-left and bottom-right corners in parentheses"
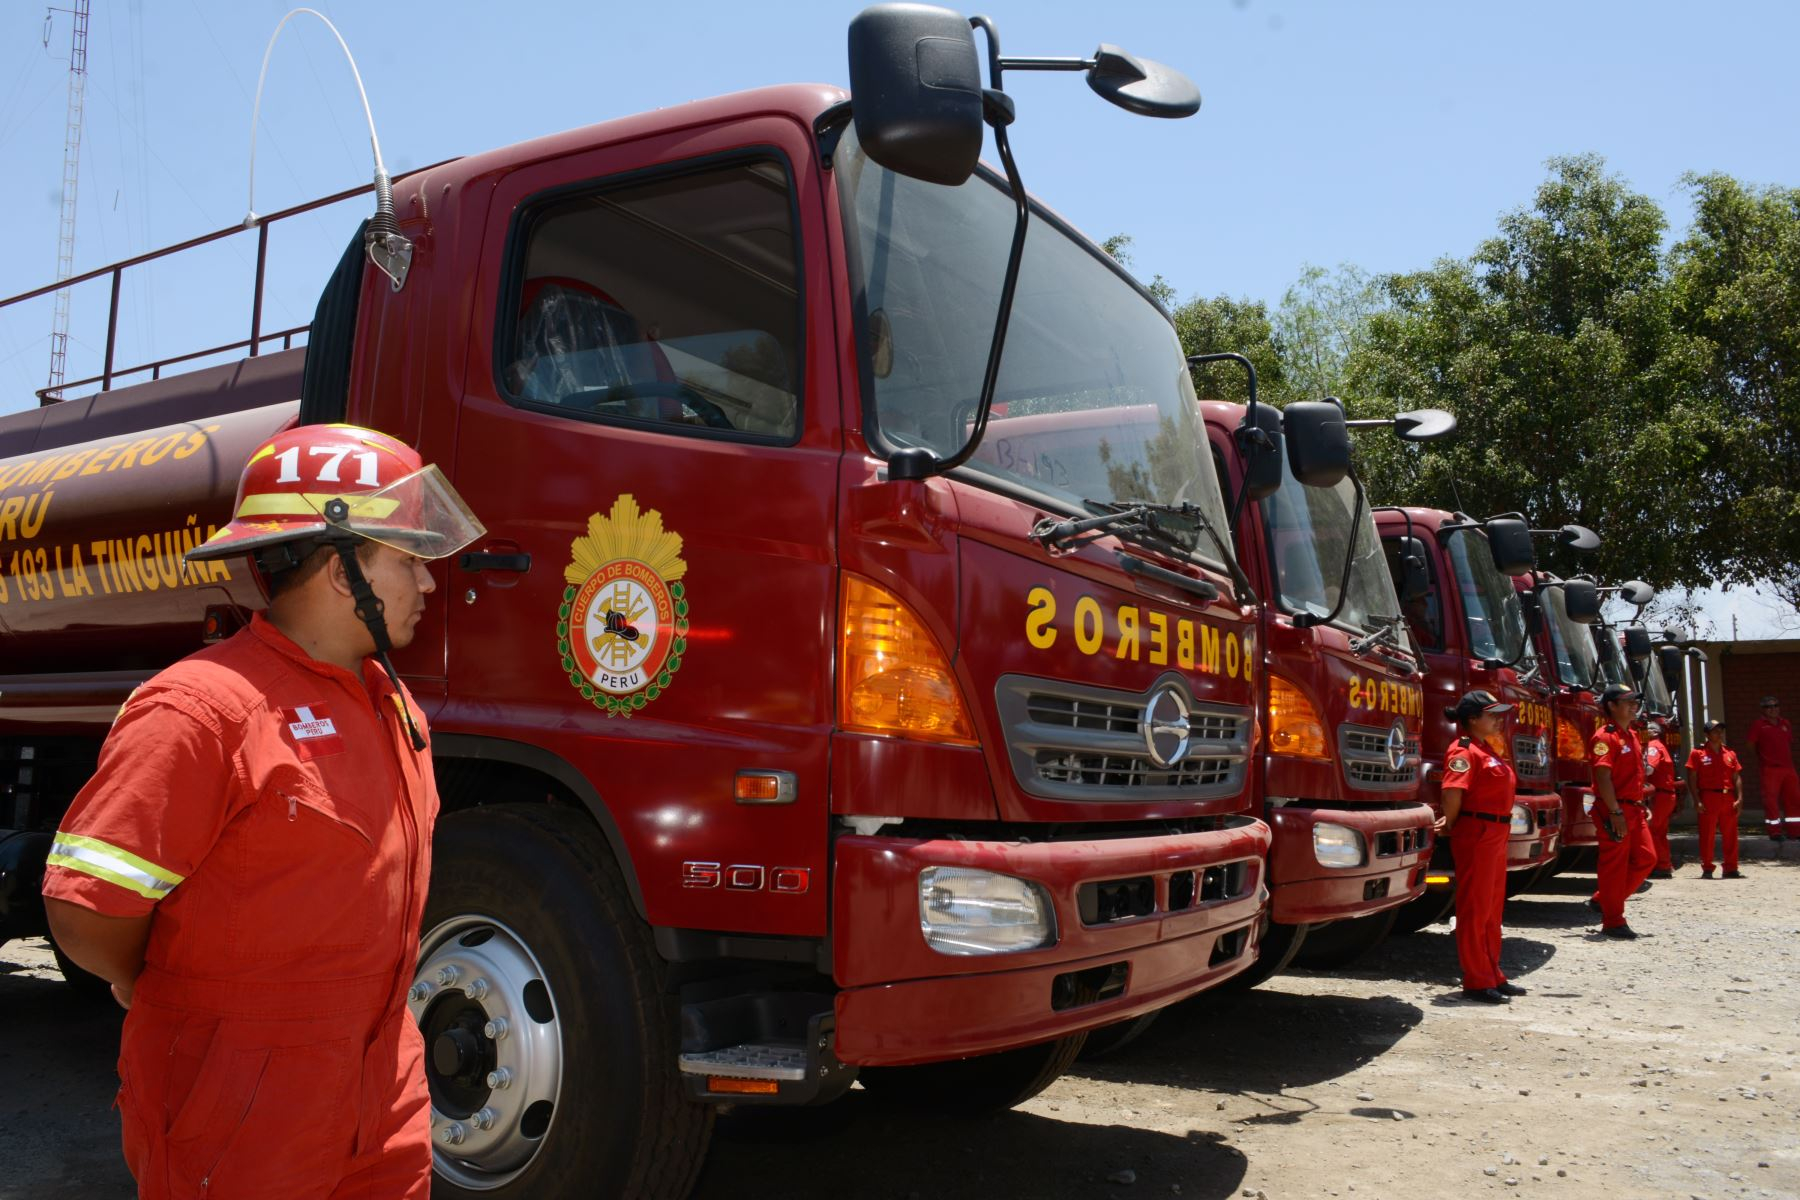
top-left (1350, 614), bottom-right (1417, 665)
top-left (1034, 500), bottom-right (1258, 608)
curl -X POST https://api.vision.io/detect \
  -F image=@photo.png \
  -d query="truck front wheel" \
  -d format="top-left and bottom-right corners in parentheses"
top-left (1288, 906), bottom-right (1398, 969)
top-left (419, 804), bottom-right (711, 1200)
top-left (858, 1034), bottom-right (1085, 1113)
top-left (1211, 914), bottom-right (1307, 993)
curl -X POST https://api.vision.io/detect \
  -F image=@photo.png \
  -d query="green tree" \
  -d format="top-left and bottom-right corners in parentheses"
top-left (1275, 262), bottom-right (1385, 402)
top-left (1346, 153), bottom-right (1719, 587)
top-left (1668, 173), bottom-right (1800, 609)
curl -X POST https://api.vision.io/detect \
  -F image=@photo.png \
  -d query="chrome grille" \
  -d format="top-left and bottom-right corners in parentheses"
top-left (997, 674), bottom-right (1252, 802)
top-left (1513, 734), bottom-right (1551, 782)
top-left (1339, 724), bottom-right (1421, 791)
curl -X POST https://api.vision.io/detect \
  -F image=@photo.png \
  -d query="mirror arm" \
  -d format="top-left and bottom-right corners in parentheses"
top-left (1294, 471), bottom-right (1365, 630)
top-left (1186, 351), bottom-right (1261, 527)
top-left (902, 16), bottom-right (1030, 481)
top-left (997, 54), bottom-right (1095, 72)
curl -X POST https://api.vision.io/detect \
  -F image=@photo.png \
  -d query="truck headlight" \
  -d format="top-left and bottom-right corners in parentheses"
top-left (1511, 804), bottom-right (1532, 834)
top-left (1312, 822), bottom-right (1365, 868)
top-left (918, 867), bottom-right (1056, 956)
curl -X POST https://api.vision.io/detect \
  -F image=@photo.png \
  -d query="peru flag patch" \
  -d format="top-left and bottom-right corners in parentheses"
top-left (284, 705), bottom-right (345, 759)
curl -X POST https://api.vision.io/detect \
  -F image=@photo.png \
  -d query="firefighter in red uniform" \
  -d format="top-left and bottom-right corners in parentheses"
top-left (1434, 690), bottom-right (1525, 1004)
top-left (1589, 684), bottom-right (1658, 939)
top-left (41, 425), bottom-right (485, 1200)
top-left (1642, 720), bottom-right (1681, 879)
top-left (1745, 695), bottom-right (1800, 841)
top-left (1686, 719), bottom-right (1746, 879)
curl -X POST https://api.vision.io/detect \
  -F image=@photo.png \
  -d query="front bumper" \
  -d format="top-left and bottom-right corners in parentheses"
top-left (830, 817), bottom-right (1271, 1066)
top-left (1507, 791), bottom-right (1563, 870)
top-left (1264, 803), bottom-right (1434, 924)
top-left (1559, 784), bottom-right (1598, 847)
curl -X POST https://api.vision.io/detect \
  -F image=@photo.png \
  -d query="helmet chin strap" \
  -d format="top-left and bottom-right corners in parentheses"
top-left (323, 507), bottom-right (428, 753)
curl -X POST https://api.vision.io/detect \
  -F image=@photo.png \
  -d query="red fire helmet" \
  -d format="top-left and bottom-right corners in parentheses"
top-left (186, 423), bottom-right (484, 565)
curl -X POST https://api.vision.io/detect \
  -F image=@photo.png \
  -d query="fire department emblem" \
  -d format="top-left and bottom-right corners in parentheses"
top-left (558, 495), bottom-right (689, 717)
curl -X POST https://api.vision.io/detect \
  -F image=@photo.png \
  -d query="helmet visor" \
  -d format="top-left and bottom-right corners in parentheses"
top-left (306, 464), bottom-right (486, 560)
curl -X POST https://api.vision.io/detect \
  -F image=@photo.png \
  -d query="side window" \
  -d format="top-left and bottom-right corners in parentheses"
top-left (500, 156), bottom-right (802, 440)
top-left (1384, 536), bottom-right (1444, 652)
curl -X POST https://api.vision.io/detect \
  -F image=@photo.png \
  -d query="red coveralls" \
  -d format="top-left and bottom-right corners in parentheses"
top-left (1644, 736), bottom-right (1679, 872)
top-left (1590, 723), bottom-right (1657, 929)
top-left (1686, 746), bottom-right (1743, 873)
top-left (1443, 736), bottom-right (1515, 992)
top-left (1745, 715), bottom-right (1800, 838)
top-left (42, 614), bottom-right (435, 1199)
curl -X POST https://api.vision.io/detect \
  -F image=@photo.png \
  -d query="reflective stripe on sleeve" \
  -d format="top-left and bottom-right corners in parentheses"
top-left (46, 833), bottom-right (185, 902)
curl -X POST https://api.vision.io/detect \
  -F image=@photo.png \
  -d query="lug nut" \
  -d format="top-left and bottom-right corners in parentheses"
top-left (435, 965), bottom-right (461, 987)
top-left (440, 1122), bottom-right (467, 1146)
top-left (486, 1068), bottom-right (513, 1090)
top-left (471, 1107), bottom-right (498, 1130)
top-left (483, 1017), bottom-right (509, 1041)
top-left (407, 982), bottom-right (432, 1004)
top-left (465, 977), bottom-right (490, 1001)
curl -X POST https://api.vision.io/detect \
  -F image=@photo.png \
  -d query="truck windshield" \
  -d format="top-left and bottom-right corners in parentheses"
top-left (1593, 625), bottom-right (1632, 688)
top-left (1639, 651), bottom-right (1673, 713)
top-left (1261, 466), bottom-right (1409, 643)
top-left (1446, 529), bottom-right (1534, 665)
top-left (1543, 586), bottom-right (1600, 690)
top-left (836, 125), bottom-right (1232, 567)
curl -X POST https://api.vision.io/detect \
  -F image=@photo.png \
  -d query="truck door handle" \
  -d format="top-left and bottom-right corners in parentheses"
top-left (459, 551), bottom-right (532, 573)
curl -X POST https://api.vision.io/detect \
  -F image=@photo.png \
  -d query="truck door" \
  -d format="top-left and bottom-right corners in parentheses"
top-left (444, 115), bottom-right (841, 937)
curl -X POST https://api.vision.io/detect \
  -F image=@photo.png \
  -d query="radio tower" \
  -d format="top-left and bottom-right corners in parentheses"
top-left (45, 0), bottom-right (91, 402)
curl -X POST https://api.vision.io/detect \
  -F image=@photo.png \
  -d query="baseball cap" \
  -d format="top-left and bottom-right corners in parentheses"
top-left (1444, 689), bottom-right (1513, 724)
top-left (1760, 695), bottom-right (1780, 707)
top-left (1705, 718), bottom-right (1728, 732)
top-left (1600, 684), bottom-right (1639, 706)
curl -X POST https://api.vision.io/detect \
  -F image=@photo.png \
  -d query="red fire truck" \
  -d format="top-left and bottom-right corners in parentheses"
top-left (1197, 393), bottom-right (1439, 980)
top-left (1517, 573), bottom-right (1605, 869)
top-left (0, 8), bottom-right (1272, 1195)
top-left (1372, 511), bottom-right (1566, 927)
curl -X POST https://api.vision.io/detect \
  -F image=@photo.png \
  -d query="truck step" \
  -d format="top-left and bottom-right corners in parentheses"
top-left (678, 1042), bottom-right (808, 1082)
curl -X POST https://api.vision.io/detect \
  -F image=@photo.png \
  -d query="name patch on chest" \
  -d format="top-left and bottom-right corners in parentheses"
top-left (283, 705), bottom-right (345, 759)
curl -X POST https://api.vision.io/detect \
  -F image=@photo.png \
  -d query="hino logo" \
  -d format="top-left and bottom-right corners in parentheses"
top-left (1384, 721), bottom-right (1410, 772)
top-left (1144, 686), bottom-right (1192, 769)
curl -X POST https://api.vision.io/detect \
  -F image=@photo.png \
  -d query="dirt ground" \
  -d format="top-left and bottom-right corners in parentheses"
top-left (5, 839), bottom-right (1797, 1200)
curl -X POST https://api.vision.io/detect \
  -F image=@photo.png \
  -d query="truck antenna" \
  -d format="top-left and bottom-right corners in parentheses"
top-left (245, 8), bottom-right (411, 289)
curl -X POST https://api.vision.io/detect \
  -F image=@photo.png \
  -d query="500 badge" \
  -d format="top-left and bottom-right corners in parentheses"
top-left (559, 495), bottom-right (690, 717)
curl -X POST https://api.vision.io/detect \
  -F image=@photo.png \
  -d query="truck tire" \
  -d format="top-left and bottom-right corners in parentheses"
top-left (858, 1034), bottom-right (1085, 1113)
top-left (1076, 1010), bottom-right (1161, 1060)
top-left (1290, 906), bottom-right (1399, 969)
top-left (420, 804), bottom-right (711, 1200)
top-left (1389, 888), bottom-right (1455, 936)
top-left (1211, 914), bottom-right (1307, 993)
top-left (1504, 859), bottom-right (1553, 897)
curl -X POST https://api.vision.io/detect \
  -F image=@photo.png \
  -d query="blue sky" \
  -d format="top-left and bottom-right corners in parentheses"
top-left (2, 0), bottom-right (1795, 633)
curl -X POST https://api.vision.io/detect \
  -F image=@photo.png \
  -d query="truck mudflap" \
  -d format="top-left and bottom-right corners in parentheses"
top-left (830, 817), bottom-right (1270, 1067)
top-left (1507, 790), bottom-right (1564, 870)
top-left (1559, 784), bottom-right (1598, 848)
top-left (1263, 802), bottom-right (1434, 925)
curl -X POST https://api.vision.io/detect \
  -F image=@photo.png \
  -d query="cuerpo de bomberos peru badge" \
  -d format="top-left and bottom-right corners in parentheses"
top-left (559, 495), bottom-right (690, 717)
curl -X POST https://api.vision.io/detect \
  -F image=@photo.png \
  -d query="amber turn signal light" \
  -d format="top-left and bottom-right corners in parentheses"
top-left (839, 575), bottom-right (976, 745)
top-left (1267, 675), bottom-right (1328, 760)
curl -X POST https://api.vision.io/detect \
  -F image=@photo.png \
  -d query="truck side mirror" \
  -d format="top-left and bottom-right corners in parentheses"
top-left (1558, 524), bottom-right (1601, 552)
top-left (1656, 643), bottom-right (1684, 690)
top-left (1484, 518), bottom-right (1537, 576)
top-left (1397, 536), bottom-right (1429, 602)
top-left (1620, 579), bottom-right (1656, 608)
top-left (1623, 625), bottom-right (1654, 660)
top-left (1281, 401), bottom-right (1350, 489)
top-left (1085, 45), bottom-right (1201, 117)
top-left (1239, 402), bottom-right (1284, 502)
top-left (1562, 578), bottom-right (1601, 623)
top-left (848, 4), bottom-right (985, 186)
top-left (1392, 408), bottom-right (1457, 441)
